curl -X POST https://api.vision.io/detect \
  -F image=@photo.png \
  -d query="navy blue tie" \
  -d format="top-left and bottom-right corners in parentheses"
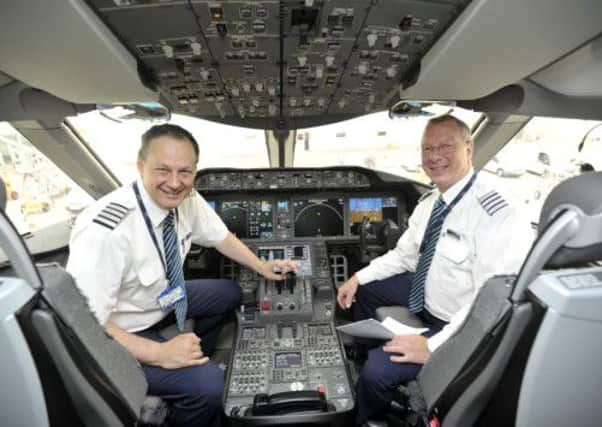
top-left (163, 211), bottom-right (188, 331)
top-left (408, 196), bottom-right (446, 313)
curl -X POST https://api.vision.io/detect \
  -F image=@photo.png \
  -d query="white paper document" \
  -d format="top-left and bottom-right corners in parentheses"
top-left (336, 316), bottom-right (428, 340)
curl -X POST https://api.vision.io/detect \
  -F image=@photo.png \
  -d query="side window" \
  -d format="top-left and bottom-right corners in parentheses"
top-left (482, 117), bottom-right (602, 223)
top-left (0, 123), bottom-right (93, 234)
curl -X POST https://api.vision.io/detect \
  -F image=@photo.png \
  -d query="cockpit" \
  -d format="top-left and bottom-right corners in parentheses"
top-left (1, 1), bottom-right (602, 426)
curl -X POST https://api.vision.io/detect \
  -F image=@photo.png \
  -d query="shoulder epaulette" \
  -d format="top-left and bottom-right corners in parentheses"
top-left (418, 189), bottom-right (435, 203)
top-left (92, 202), bottom-right (130, 230)
top-left (478, 190), bottom-right (508, 216)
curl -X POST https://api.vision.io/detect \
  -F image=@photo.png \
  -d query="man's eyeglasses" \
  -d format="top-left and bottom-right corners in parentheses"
top-left (421, 143), bottom-right (456, 155)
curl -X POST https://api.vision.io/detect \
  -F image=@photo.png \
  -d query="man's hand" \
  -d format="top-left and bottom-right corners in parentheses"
top-left (157, 333), bottom-right (209, 369)
top-left (259, 259), bottom-right (299, 281)
top-left (337, 275), bottom-right (359, 309)
top-left (383, 334), bottom-right (431, 364)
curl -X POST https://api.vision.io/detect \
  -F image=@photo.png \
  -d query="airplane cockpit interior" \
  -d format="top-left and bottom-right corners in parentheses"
top-left (1, 1), bottom-right (602, 426)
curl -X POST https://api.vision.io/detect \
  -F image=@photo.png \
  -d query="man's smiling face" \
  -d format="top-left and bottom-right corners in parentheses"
top-left (421, 120), bottom-right (473, 192)
top-left (137, 135), bottom-right (197, 210)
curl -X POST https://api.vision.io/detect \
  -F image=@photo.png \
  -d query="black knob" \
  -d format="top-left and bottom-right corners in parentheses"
top-left (284, 271), bottom-right (296, 293)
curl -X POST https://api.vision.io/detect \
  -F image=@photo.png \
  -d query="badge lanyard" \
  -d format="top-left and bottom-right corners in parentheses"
top-left (132, 182), bottom-right (171, 275)
top-left (419, 172), bottom-right (477, 253)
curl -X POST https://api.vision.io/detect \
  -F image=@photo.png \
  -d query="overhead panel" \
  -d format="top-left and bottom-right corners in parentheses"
top-left (198, 1), bottom-right (281, 121)
top-left (335, 1), bottom-right (453, 116)
top-left (281, 1), bottom-right (363, 119)
top-left (87, 0), bottom-right (470, 129)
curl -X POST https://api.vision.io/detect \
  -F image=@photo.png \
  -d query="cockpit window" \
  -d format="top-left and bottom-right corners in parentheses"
top-left (0, 122), bottom-right (92, 234)
top-left (293, 105), bottom-right (482, 183)
top-left (67, 111), bottom-right (268, 182)
top-left (482, 117), bottom-right (602, 222)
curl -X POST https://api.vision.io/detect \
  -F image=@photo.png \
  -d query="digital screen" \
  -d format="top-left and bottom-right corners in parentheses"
top-left (277, 200), bottom-right (289, 211)
top-left (220, 200), bottom-right (273, 239)
top-left (349, 197), bottom-right (383, 223)
top-left (349, 197), bottom-right (399, 235)
top-left (257, 247), bottom-right (285, 261)
top-left (293, 198), bottom-right (344, 237)
top-left (207, 200), bottom-right (216, 210)
top-left (274, 352), bottom-right (302, 369)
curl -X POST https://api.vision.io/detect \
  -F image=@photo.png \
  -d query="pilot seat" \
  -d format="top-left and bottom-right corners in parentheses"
top-left (367, 171), bottom-right (602, 427)
top-left (0, 177), bottom-right (170, 427)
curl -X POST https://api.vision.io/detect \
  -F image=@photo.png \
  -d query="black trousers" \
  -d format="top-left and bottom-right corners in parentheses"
top-left (136, 279), bottom-right (242, 427)
top-left (353, 273), bottom-right (447, 425)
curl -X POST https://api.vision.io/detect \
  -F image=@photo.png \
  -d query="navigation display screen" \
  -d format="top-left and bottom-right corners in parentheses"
top-left (293, 198), bottom-right (345, 237)
top-left (349, 197), bottom-right (398, 235)
top-left (220, 200), bottom-right (273, 239)
top-left (274, 352), bottom-right (302, 369)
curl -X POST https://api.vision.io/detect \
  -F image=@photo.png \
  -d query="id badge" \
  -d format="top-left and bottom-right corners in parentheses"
top-left (157, 284), bottom-right (186, 312)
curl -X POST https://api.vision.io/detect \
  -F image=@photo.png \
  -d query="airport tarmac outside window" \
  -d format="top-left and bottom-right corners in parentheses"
top-left (0, 122), bottom-right (89, 234)
top-left (483, 117), bottom-right (602, 222)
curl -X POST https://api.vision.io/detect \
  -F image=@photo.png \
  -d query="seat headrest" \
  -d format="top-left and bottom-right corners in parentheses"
top-left (538, 171), bottom-right (602, 268)
top-left (0, 176), bottom-right (6, 211)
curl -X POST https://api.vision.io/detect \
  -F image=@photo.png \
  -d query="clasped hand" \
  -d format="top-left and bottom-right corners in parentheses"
top-left (158, 333), bottom-right (209, 369)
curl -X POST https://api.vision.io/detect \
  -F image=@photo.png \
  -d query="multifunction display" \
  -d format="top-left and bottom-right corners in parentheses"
top-left (221, 200), bottom-right (273, 239)
top-left (293, 198), bottom-right (345, 237)
top-left (348, 197), bottom-right (399, 235)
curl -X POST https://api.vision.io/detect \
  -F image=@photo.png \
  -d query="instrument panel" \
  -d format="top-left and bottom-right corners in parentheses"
top-left (197, 169), bottom-right (371, 191)
top-left (197, 168), bottom-right (426, 242)
top-left (206, 195), bottom-right (403, 241)
top-left (224, 241), bottom-right (353, 424)
top-left (193, 168), bottom-right (428, 425)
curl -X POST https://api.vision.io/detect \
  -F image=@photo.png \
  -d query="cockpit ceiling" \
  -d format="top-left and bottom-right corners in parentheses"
top-left (86, 0), bottom-right (471, 129)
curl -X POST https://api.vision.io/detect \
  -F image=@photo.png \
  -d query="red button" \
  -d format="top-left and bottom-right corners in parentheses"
top-left (260, 297), bottom-right (271, 311)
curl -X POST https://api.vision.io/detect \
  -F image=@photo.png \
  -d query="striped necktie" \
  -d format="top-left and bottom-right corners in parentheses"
top-left (163, 210), bottom-right (188, 331)
top-left (408, 196), bottom-right (447, 313)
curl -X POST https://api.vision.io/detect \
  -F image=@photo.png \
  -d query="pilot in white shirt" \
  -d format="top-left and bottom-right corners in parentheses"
top-left (354, 170), bottom-right (533, 350)
top-left (67, 181), bottom-right (228, 332)
top-left (67, 123), bottom-right (296, 427)
top-left (336, 115), bottom-right (534, 424)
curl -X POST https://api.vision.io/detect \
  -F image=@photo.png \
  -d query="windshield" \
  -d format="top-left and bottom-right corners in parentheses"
top-left (5, 108), bottom-right (597, 236)
top-left (68, 104), bottom-right (482, 185)
top-left (68, 112), bottom-right (268, 183)
top-left (294, 105), bottom-right (482, 184)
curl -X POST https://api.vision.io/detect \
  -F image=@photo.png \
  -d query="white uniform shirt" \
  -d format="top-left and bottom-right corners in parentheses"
top-left (355, 171), bottom-right (534, 351)
top-left (66, 180), bottom-right (228, 332)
